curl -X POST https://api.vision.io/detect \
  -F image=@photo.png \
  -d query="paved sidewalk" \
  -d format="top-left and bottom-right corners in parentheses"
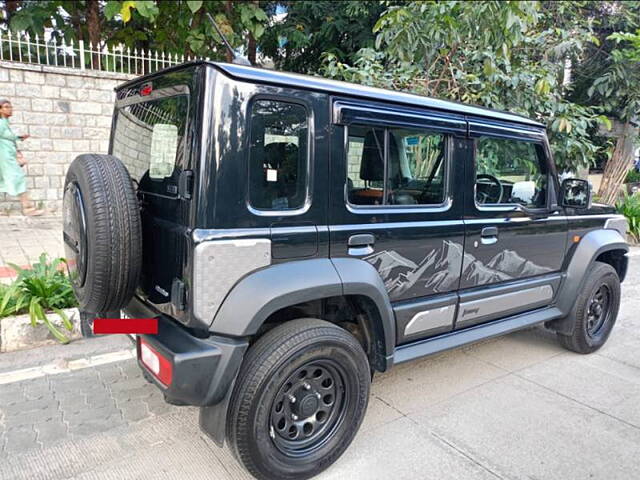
top-left (0, 216), bottom-right (64, 279)
top-left (0, 254), bottom-right (639, 479)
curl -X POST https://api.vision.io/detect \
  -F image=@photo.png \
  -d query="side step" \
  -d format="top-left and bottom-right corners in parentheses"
top-left (393, 306), bottom-right (562, 365)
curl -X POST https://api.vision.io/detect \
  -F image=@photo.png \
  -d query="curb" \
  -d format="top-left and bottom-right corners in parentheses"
top-left (0, 308), bottom-right (81, 353)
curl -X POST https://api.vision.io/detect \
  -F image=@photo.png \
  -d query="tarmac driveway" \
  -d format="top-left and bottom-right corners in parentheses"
top-left (1, 252), bottom-right (639, 479)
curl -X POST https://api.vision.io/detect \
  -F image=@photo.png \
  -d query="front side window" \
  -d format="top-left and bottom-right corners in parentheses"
top-left (248, 100), bottom-right (308, 211)
top-left (347, 126), bottom-right (447, 206)
top-left (475, 137), bottom-right (548, 209)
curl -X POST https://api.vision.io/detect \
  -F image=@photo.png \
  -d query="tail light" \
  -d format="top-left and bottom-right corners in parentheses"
top-left (137, 337), bottom-right (173, 386)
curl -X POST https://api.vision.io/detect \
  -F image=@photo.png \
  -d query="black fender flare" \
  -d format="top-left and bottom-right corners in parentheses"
top-left (549, 228), bottom-right (628, 335)
top-left (210, 257), bottom-right (395, 367)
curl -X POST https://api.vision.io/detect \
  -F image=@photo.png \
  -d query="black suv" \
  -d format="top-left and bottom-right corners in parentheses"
top-left (62, 62), bottom-right (629, 480)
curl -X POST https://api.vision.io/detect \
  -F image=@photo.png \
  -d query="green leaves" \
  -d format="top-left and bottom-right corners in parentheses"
top-left (104, 1), bottom-right (122, 20)
top-left (186, 0), bottom-right (203, 14)
top-left (617, 193), bottom-right (640, 242)
top-left (135, 1), bottom-right (160, 20)
top-left (1, 254), bottom-right (77, 344)
top-left (105, 0), bottom-right (159, 23)
top-left (320, 1), bottom-right (614, 174)
top-left (238, 3), bottom-right (268, 39)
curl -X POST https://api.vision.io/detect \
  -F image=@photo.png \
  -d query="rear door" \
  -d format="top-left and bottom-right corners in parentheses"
top-left (111, 66), bottom-right (203, 320)
top-left (456, 119), bottom-right (568, 329)
top-left (329, 101), bottom-right (467, 344)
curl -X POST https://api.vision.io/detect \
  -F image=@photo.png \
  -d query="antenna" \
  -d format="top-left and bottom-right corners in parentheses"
top-left (205, 12), bottom-right (252, 66)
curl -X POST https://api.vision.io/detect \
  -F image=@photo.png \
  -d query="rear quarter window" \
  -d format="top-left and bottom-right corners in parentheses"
top-left (248, 100), bottom-right (309, 212)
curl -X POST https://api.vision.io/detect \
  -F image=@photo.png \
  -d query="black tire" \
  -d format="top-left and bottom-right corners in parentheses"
top-left (557, 262), bottom-right (621, 354)
top-left (63, 154), bottom-right (142, 313)
top-left (227, 319), bottom-right (370, 480)
top-left (79, 310), bottom-right (95, 338)
top-left (79, 310), bottom-right (120, 338)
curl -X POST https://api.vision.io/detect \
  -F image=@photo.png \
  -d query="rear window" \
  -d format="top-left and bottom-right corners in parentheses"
top-left (112, 89), bottom-right (190, 195)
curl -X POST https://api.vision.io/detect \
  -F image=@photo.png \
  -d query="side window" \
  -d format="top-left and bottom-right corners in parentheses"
top-left (347, 126), bottom-right (385, 205)
top-left (248, 100), bottom-right (308, 211)
top-left (346, 125), bottom-right (447, 206)
top-left (475, 137), bottom-right (548, 209)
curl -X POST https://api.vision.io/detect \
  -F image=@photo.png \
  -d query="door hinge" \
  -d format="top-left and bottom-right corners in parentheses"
top-left (178, 170), bottom-right (194, 200)
top-left (171, 278), bottom-right (187, 311)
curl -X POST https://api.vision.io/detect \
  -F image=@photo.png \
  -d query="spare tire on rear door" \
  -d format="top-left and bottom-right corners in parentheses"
top-left (63, 154), bottom-right (142, 314)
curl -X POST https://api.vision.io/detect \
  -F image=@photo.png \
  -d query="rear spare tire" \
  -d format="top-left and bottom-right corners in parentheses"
top-left (63, 154), bottom-right (142, 313)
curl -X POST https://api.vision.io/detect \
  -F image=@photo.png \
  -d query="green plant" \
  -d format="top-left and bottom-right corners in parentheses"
top-left (0, 283), bottom-right (20, 317)
top-left (616, 193), bottom-right (640, 242)
top-left (625, 169), bottom-right (640, 184)
top-left (4, 254), bottom-right (78, 343)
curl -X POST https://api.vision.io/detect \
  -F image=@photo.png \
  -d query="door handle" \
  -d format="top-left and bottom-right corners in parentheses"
top-left (480, 226), bottom-right (498, 245)
top-left (348, 234), bottom-right (375, 256)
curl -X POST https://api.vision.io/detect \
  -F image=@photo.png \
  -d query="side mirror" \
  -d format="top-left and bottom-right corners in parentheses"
top-left (560, 178), bottom-right (591, 209)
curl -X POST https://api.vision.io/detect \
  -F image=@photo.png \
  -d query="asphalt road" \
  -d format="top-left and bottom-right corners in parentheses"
top-left (1, 252), bottom-right (639, 480)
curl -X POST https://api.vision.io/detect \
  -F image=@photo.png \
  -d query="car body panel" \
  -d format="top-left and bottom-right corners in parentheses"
top-left (114, 62), bottom-right (628, 447)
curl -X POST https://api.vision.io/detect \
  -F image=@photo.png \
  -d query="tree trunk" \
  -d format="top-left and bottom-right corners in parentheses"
top-left (247, 0), bottom-right (258, 65)
top-left (186, 7), bottom-right (204, 58)
top-left (248, 33), bottom-right (256, 65)
top-left (225, 0), bottom-right (234, 63)
top-left (86, 0), bottom-right (101, 68)
top-left (598, 121), bottom-right (639, 206)
top-left (4, 0), bottom-right (18, 27)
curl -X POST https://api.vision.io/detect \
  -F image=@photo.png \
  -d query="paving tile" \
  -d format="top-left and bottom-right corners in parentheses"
top-left (67, 414), bottom-right (126, 437)
top-left (372, 349), bottom-right (506, 415)
top-left (461, 326), bottom-right (565, 372)
top-left (34, 421), bottom-right (68, 444)
top-left (517, 352), bottom-right (640, 427)
top-left (411, 374), bottom-right (640, 480)
top-left (3, 426), bottom-right (37, 454)
top-left (64, 406), bottom-right (121, 425)
top-left (324, 417), bottom-right (497, 480)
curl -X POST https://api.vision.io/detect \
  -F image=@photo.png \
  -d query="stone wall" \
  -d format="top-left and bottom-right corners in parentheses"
top-left (0, 61), bottom-right (135, 215)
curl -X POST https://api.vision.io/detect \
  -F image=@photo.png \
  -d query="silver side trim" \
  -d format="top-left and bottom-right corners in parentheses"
top-left (193, 239), bottom-right (271, 322)
top-left (404, 304), bottom-right (456, 336)
top-left (604, 216), bottom-right (628, 239)
top-left (457, 285), bottom-right (554, 325)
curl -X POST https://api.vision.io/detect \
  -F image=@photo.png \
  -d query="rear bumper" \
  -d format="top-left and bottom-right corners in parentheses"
top-left (125, 297), bottom-right (248, 407)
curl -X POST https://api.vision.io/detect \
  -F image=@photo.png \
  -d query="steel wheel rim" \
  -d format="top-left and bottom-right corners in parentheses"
top-left (269, 359), bottom-right (347, 457)
top-left (586, 284), bottom-right (610, 337)
top-left (62, 182), bottom-right (88, 288)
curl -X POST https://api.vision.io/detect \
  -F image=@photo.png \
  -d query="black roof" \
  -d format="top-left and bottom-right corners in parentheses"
top-left (214, 63), bottom-right (544, 128)
top-left (118, 61), bottom-right (544, 128)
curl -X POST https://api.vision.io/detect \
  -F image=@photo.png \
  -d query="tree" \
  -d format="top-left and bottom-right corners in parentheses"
top-left (588, 30), bottom-right (640, 205)
top-left (259, 1), bottom-right (385, 73)
top-left (5, 1), bottom-right (105, 46)
top-left (321, 1), bottom-right (608, 173)
top-left (104, 0), bottom-right (269, 61)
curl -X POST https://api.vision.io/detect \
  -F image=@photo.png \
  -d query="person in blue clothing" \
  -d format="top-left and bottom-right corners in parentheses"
top-left (0, 98), bottom-right (44, 216)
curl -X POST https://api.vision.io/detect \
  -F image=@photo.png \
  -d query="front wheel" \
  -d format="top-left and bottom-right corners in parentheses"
top-left (557, 262), bottom-right (621, 354)
top-left (227, 318), bottom-right (370, 480)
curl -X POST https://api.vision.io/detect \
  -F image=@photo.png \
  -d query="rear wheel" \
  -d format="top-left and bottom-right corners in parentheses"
top-left (227, 319), bottom-right (370, 480)
top-left (557, 262), bottom-right (620, 354)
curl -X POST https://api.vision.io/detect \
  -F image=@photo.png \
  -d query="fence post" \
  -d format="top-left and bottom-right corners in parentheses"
top-left (79, 40), bottom-right (85, 70)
